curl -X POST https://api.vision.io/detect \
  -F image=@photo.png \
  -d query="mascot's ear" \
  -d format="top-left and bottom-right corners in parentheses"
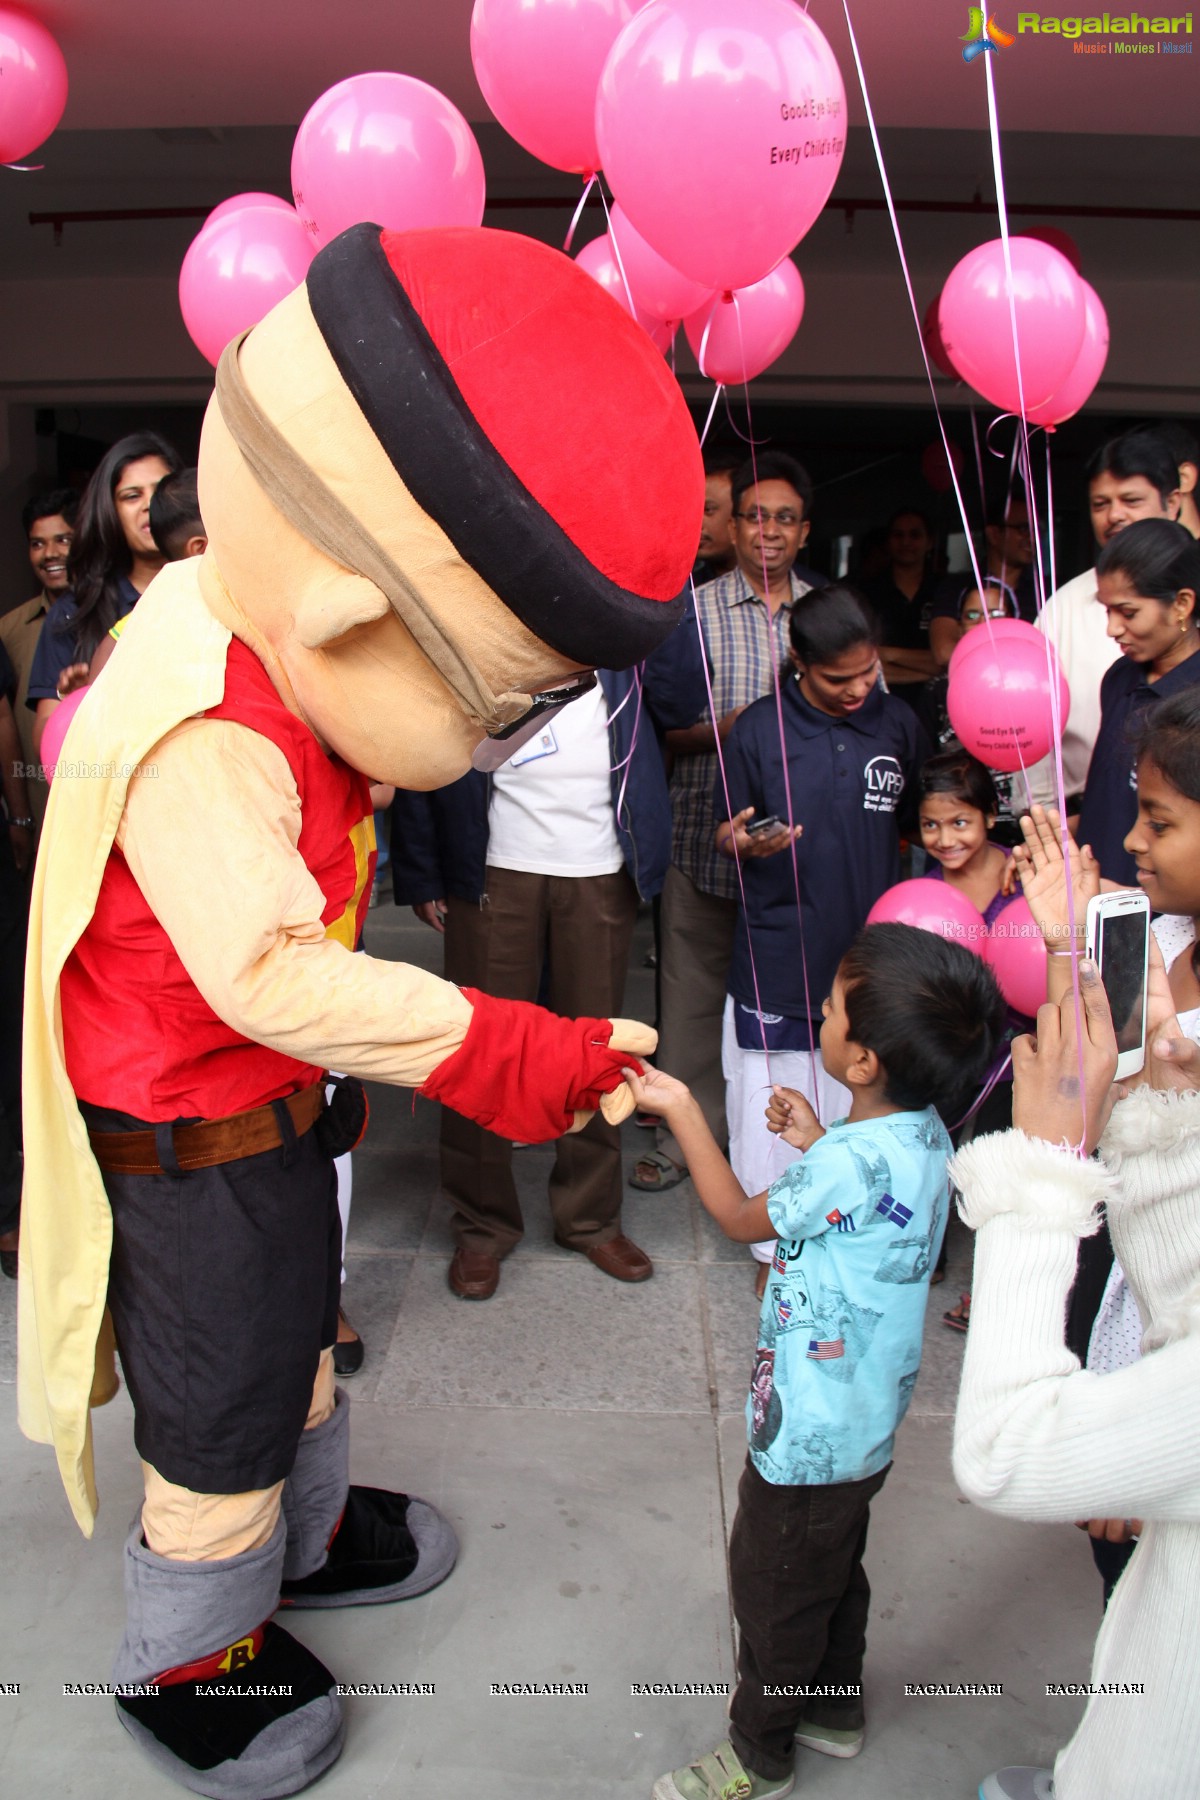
top-left (292, 577), bottom-right (391, 650)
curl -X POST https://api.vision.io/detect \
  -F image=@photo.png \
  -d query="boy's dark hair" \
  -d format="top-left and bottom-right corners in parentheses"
top-left (1095, 516), bottom-right (1200, 606)
top-left (730, 452), bottom-right (813, 521)
top-left (148, 467), bottom-right (204, 560)
top-left (1086, 429), bottom-right (1180, 508)
top-left (22, 487), bottom-right (79, 537)
top-left (788, 583), bottom-right (879, 664)
top-left (918, 745), bottom-right (998, 817)
top-left (838, 923), bottom-right (1007, 1118)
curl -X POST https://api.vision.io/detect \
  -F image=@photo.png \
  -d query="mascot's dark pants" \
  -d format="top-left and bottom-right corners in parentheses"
top-left (89, 1106), bottom-right (457, 1799)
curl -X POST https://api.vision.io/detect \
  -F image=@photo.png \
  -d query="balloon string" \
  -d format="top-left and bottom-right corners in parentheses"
top-left (721, 388), bottom-right (771, 447)
top-left (969, 404), bottom-right (988, 519)
top-left (844, 0), bottom-right (1075, 1139)
top-left (949, 1050), bottom-right (1013, 1133)
top-left (730, 294), bottom-right (822, 1120)
top-left (698, 384), bottom-right (723, 448)
top-left (597, 185), bottom-right (638, 316)
top-left (982, 52), bottom-right (1086, 1158)
top-left (839, 0), bottom-right (988, 607)
top-left (689, 575), bottom-right (776, 1091)
top-left (696, 299), bottom-right (718, 383)
top-left (562, 173), bottom-right (598, 254)
top-left (609, 665), bottom-right (644, 825)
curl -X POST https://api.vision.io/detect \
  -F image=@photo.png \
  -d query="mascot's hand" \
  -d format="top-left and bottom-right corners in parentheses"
top-left (420, 990), bottom-right (657, 1143)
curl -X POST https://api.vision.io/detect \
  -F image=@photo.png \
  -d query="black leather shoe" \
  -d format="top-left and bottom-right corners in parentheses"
top-left (332, 1308), bottom-right (364, 1376)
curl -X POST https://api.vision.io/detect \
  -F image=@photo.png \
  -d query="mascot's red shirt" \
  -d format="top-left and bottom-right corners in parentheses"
top-left (61, 640), bottom-right (375, 1121)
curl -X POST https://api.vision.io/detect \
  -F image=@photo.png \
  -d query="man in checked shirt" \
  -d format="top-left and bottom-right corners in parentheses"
top-left (632, 452), bottom-right (822, 1194)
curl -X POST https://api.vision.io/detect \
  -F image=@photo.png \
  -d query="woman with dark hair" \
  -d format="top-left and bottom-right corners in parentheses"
top-left (1078, 517), bottom-right (1200, 882)
top-left (714, 584), bottom-right (930, 1287)
top-left (27, 431), bottom-right (181, 755)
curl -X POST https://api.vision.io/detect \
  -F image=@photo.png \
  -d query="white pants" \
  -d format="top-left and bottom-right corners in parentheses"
top-left (721, 996), bottom-right (852, 1265)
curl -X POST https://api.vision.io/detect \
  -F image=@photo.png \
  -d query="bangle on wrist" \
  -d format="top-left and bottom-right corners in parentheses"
top-left (9, 816), bottom-right (32, 829)
top-left (1046, 947), bottom-right (1081, 958)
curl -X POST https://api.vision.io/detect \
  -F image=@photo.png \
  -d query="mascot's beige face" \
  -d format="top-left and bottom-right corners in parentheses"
top-left (197, 284), bottom-right (587, 790)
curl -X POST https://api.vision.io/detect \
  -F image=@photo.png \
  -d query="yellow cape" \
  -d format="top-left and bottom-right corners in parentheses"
top-left (19, 561), bottom-right (231, 1535)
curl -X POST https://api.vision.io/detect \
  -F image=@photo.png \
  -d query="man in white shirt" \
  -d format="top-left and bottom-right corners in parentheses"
top-left (394, 670), bottom-right (673, 1299)
top-left (1026, 428), bottom-right (1182, 814)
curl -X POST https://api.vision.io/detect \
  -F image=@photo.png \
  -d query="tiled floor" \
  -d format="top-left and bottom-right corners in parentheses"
top-left (0, 905), bottom-right (1101, 1798)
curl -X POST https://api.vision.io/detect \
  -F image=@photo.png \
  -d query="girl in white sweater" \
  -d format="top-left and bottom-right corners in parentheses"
top-left (952, 805), bottom-right (1200, 1800)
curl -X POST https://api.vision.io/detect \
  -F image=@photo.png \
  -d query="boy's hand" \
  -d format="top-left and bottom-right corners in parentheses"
top-left (623, 1063), bottom-right (694, 1122)
top-left (765, 1085), bottom-right (825, 1151)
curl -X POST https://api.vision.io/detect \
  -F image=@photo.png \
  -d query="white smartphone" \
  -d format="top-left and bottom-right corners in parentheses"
top-left (1085, 890), bottom-right (1151, 1079)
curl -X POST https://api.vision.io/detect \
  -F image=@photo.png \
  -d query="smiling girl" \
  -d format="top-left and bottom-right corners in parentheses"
top-left (917, 746), bottom-right (1016, 926)
top-left (1079, 519), bottom-right (1200, 883)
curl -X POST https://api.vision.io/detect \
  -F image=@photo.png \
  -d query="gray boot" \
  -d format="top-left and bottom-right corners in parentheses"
top-left (113, 1512), bottom-right (344, 1798)
top-left (279, 1386), bottom-right (458, 1609)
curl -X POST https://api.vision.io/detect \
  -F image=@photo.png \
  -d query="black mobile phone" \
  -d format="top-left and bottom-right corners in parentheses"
top-left (746, 814), bottom-right (785, 837)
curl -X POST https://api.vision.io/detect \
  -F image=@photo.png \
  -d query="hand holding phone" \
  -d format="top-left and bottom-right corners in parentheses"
top-left (1085, 891), bottom-right (1150, 1079)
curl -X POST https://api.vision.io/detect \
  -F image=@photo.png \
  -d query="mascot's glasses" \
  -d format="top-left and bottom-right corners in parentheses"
top-left (471, 670), bottom-right (598, 772)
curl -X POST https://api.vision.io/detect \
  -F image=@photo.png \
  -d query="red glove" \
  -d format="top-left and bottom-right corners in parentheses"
top-left (420, 988), bottom-right (639, 1142)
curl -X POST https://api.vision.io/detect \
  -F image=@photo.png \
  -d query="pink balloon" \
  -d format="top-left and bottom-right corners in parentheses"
top-left (471, 0), bottom-right (642, 175)
top-left (292, 73), bottom-right (486, 249)
top-left (947, 616), bottom-right (1041, 679)
top-left (609, 202), bottom-right (714, 324)
top-left (938, 237), bottom-right (1086, 415)
top-left (983, 896), bottom-right (1047, 1017)
top-left (867, 878), bottom-right (988, 953)
top-left (947, 631), bottom-right (1071, 774)
top-left (596, 0), bottom-right (846, 293)
top-left (1026, 280), bottom-right (1110, 429)
top-left (683, 259), bottom-right (805, 385)
top-left (40, 686), bottom-right (87, 781)
top-left (179, 204), bottom-right (315, 367)
top-left (575, 234), bottom-right (677, 352)
top-left (205, 193), bottom-right (295, 227)
top-left (0, 6), bottom-right (68, 163)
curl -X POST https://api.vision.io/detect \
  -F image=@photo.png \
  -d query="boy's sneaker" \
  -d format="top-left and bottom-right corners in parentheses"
top-left (794, 1717), bottom-right (864, 1758)
top-left (979, 1771), bottom-right (1054, 1800)
top-left (652, 1737), bottom-right (794, 1800)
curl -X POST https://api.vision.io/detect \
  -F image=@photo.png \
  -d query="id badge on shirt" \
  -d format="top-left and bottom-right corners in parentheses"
top-left (508, 722), bottom-right (559, 767)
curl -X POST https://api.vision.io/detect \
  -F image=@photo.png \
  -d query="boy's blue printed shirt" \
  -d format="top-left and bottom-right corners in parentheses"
top-left (747, 1108), bottom-right (951, 1487)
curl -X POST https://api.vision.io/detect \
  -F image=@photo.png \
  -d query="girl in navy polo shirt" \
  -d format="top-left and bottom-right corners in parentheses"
top-left (715, 586), bottom-right (929, 1284)
top-left (1079, 519), bottom-right (1200, 883)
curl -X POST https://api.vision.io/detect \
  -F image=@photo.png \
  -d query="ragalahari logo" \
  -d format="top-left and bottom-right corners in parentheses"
top-left (962, 7), bottom-right (1017, 57)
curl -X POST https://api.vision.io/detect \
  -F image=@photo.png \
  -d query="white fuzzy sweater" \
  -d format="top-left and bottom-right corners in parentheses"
top-left (951, 1087), bottom-right (1200, 1800)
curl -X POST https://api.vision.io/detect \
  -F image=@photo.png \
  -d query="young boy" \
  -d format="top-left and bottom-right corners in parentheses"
top-left (626, 922), bottom-right (1007, 1800)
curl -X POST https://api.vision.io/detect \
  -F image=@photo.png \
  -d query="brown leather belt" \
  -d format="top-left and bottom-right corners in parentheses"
top-left (87, 1085), bottom-right (325, 1175)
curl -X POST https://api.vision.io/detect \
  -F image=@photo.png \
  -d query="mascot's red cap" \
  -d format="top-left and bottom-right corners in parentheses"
top-left (305, 224), bottom-right (703, 668)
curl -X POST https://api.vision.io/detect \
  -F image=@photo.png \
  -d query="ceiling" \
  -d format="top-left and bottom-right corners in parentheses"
top-left (33, 0), bottom-right (1200, 138)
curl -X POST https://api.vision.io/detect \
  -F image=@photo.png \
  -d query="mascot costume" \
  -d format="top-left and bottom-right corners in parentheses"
top-left (19, 223), bottom-right (702, 1797)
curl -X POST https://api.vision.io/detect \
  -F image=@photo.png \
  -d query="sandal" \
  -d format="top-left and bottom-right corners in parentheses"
top-left (943, 1292), bottom-right (971, 1334)
top-left (628, 1148), bottom-right (687, 1192)
top-left (653, 1738), bottom-right (794, 1800)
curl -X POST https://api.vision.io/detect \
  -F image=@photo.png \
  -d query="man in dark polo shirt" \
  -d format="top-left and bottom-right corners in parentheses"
top-left (863, 508), bottom-right (941, 711)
